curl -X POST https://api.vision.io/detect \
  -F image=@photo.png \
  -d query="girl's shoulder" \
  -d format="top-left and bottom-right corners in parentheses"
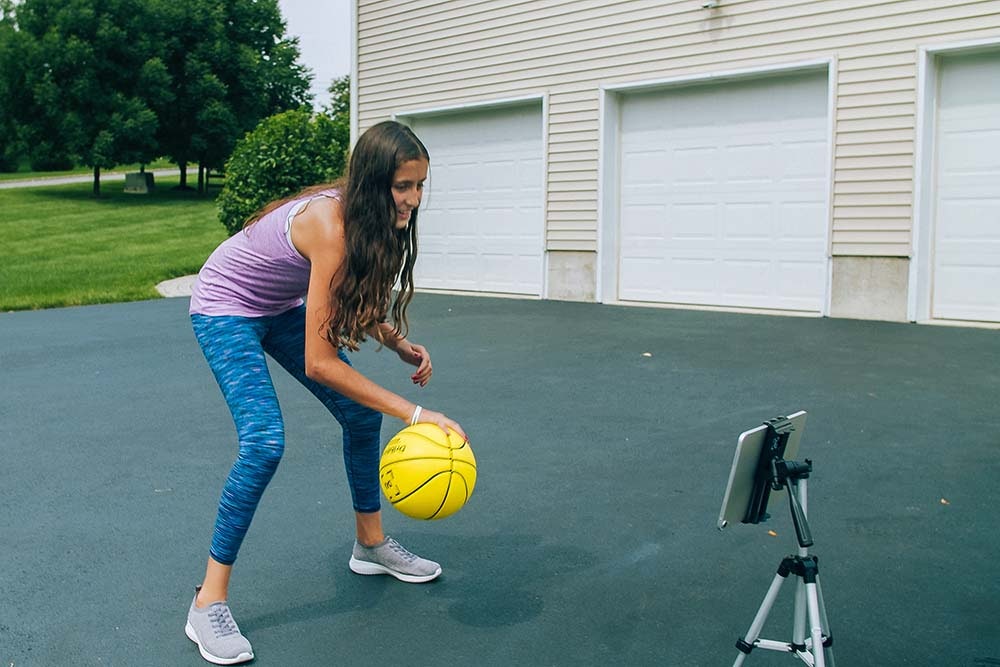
top-left (307, 188), bottom-right (341, 203)
top-left (303, 191), bottom-right (343, 219)
top-left (298, 189), bottom-right (343, 218)
top-left (289, 193), bottom-right (346, 260)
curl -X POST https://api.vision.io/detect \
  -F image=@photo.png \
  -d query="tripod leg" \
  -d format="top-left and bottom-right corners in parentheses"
top-left (814, 576), bottom-right (836, 667)
top-left (805, 582), bottom-right (826, 667)
top-left (733, 569), bottom-right (788, 667)
top-left (792, 575), bottom-right (807, 651)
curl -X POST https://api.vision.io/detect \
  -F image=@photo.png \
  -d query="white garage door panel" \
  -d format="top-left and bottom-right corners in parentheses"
top-left (618, 72), bottom-right (829, 312)
top-left (410, 106), bottom-right (544, 296)
top-left (934, 198), bottom-right (1000, 320)
top-left (933, 52), bottom-right (1000, 322)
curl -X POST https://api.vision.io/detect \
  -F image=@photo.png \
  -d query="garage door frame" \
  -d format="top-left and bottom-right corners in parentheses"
top-left (394, 94), bottom-right (549, 297)
top-left (598, 59), bottom-right (836, 315)
top-left (911, 38), bottom-right (1000, 325)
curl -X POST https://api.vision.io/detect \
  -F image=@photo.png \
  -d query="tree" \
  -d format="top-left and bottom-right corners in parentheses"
top-left (15, 0), bottom-right (168, 194)
top-left (151, 0), bottom-right (312, 192)
top-left (326, 74), bottom-right (350, 119)
top-left (324, 74), bottom-right (351, 152)
top-left (0, 0), bottom-right (23, 171)
top-left (9, 0), bottom-right (311, 194)
top-left (216, 109), bottom-right (346, 235)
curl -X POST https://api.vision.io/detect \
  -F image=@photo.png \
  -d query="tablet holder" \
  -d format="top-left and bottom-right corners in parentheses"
top-left (744, 416), bottom-right (813, 548)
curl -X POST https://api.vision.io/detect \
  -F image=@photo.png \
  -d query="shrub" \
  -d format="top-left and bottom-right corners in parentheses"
top-left (28, 141), bottom-right (75, 172)
top-left (216, 109), bottom-right (347, 235)
top-left (0, 143), bottom-right (19, 172)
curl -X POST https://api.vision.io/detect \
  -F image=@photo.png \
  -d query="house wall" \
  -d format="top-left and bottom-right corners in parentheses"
top-left (355, 0), bottom-right (1000, 320)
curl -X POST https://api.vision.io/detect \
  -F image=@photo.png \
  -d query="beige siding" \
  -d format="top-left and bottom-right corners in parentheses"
top-left (357, 0), bottom-right (1000, 255)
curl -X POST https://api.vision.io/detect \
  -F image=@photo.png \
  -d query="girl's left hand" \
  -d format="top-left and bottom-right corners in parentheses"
top-left (397, 341), bottom-right (432, 386)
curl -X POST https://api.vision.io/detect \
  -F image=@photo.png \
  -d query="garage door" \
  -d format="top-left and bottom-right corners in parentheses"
top-left (932, 51), bottom-right (1000, 323)
top-left (407, 104), bottom-right (544, 295)
top-left (618, 71), bottom-right (830, 312)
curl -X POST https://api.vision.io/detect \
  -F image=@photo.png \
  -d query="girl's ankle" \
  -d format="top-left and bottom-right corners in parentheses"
top-left (195, 586), bottom-right (227, 608)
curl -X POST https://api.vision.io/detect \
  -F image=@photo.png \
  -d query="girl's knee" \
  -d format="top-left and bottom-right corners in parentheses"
top-left (238, 429), bottom-right (286, 470)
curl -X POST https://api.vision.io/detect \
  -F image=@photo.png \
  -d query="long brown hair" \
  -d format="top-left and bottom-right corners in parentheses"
top-left (332, 120), bottom-right (427, 350)
top-left (246, 120), bottom-right (428, 351)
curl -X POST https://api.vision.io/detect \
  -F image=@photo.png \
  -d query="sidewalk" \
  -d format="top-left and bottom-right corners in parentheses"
top-left (156, 274), bottom-right (197, 298)
top-left (0, 168), bottom-right (178, 189)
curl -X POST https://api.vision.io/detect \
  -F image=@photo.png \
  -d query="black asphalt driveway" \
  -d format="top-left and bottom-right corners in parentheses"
top-left (2, 294), bottom-right (997, 666)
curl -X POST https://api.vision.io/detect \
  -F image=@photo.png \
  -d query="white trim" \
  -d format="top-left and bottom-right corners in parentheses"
top-left (597, 86), bottom-right (621, 303)
top-left (596, 88), bottom-right (606, 301)
top-left (910, 37), bottom-right (1000, 323)
top-left (822, 57), bottom-right (838, 318)
top-left (598, 59), bottom-right (835, 313)
top-left (349, 0), bottom-right (358, 148)
top-left (540, 94), bottom-right (551, 300)
top-left (392, 93), bottom-right (547, 120)
top-left (923, 36), bottom-right (1000, 56)
top-left (910, 46), bottom-right (937, 323)
top-left (601, 58), bottom-right (834, 94)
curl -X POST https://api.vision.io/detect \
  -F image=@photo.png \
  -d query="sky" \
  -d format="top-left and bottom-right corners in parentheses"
top-left (278, 0), bottom-right (352, 108)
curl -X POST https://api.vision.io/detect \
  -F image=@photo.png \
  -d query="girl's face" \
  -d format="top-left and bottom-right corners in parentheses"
top-left (391, 158), bottom-right (428, 229)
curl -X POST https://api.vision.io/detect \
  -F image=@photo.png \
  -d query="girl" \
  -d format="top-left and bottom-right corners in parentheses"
top-left (184, 120), bottom-right (465, 665)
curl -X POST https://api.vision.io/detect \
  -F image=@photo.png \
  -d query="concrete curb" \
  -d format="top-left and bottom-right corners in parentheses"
top-left (155, 275), bottom-right (196, 298)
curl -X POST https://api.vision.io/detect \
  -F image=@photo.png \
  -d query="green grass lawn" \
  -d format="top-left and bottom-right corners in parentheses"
top-left (0, 175), bottom-right (227, 311)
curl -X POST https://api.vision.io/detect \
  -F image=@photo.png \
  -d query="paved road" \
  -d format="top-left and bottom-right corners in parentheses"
top-left (0, 168), bottom-right (179, 189)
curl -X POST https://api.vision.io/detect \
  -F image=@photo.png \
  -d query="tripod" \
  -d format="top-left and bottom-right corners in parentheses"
top-left (733, 461), bottom-right (835, 667)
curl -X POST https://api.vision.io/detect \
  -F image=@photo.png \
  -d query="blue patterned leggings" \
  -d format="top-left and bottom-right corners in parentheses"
top-left (191, 305), bottom-right (382, 566)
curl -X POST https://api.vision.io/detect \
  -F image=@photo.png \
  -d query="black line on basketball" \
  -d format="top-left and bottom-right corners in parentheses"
top-left (388, 470), bottom-right (452, 505)
top-left (379, 454), bottom-right (454, 467)
top-left (392, 431), bottom-right (456, 449)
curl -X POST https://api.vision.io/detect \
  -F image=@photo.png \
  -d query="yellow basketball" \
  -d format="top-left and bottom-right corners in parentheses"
top-left (379, 424), bottom-right (477, 520)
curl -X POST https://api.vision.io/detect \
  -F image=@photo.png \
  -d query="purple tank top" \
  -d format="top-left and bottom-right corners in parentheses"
top-left (189, 191), bottom-right (337, 317)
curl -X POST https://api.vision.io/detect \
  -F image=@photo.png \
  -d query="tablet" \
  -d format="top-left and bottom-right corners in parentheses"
top-left (717, 411), bottom-right (807, 530)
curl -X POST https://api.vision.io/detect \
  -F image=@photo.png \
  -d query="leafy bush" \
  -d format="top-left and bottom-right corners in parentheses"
top-left (217, 109), bottom-right (347, 235)
top-left (0, 142), bottom-right (20, 172)
top-left (29, 141), bottom-right (75, 172)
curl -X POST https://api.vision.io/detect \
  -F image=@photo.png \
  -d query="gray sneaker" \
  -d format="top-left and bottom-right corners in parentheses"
top-left (349, 536), bottom-right (442, 583)
top-left (184, 587), bottom-right (254, 665)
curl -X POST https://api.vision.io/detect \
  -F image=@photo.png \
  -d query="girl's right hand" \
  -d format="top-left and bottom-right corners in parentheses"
top-left (415, 407), bottom-right (467, 442)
